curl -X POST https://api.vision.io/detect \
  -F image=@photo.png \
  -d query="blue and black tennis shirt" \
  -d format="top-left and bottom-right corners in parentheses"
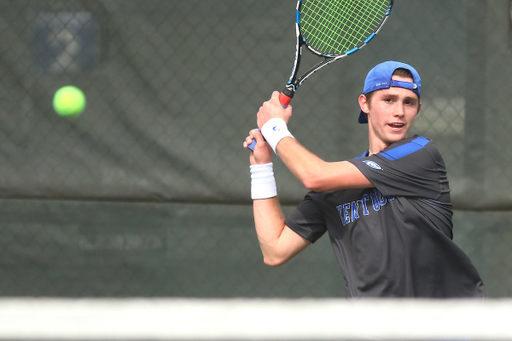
top-left (285, 135), bottom-right (484, 298)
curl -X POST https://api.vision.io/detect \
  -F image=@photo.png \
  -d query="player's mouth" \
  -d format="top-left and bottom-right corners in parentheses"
top-left (388, 122), bottom-right (405, 131)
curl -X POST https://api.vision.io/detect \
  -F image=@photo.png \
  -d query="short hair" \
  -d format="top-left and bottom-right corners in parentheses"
top-left (392, 67), bottom-right (414, 80)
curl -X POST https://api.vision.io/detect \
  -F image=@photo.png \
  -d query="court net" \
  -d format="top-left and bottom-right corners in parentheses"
top-left (0, 298), bottom-right (510, 340)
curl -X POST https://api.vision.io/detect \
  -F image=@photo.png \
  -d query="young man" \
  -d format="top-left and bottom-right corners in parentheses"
top-left (243, 61), bottom-right (484, 298)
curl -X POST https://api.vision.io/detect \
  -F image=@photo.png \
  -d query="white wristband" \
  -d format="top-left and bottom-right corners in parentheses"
top-left (250, 163), bottom-right (277, 200)
top-left (261, 118), bottom-right (294, 154)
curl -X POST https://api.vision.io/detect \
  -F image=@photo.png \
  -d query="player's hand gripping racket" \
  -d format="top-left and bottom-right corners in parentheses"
top-left (248, 0), bottom-right (393, 151)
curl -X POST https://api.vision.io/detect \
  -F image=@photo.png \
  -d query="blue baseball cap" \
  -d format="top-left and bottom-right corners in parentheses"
top-left (358, 61), bottom-right (421, 124)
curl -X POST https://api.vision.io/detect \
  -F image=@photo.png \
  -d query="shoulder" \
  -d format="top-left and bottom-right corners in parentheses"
top-left (380, 136), bottom-right (437, 160)
top-left (349, 136), bottom-right (443, 171)
top-left (380, 136), bottom-right (445, 167)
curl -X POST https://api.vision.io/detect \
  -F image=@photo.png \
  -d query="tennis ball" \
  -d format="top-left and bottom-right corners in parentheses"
top-left (53, 86), bottom-right (86, 117)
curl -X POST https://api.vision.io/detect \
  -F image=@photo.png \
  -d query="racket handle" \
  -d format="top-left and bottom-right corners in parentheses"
top-left (247, 131), bottom-right (259, 151)
top-left (279, 92), bottom-right (292, 108)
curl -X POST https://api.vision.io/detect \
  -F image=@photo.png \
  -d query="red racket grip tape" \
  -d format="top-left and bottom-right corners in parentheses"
top-left (279, 92), bottom-right (292, 108)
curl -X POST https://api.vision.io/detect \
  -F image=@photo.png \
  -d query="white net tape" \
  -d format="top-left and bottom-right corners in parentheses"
top-left (0, 298), bottom-right (511, 340)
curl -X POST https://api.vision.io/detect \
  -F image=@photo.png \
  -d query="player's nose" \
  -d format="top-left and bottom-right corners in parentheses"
top-left (394, 102), bottom-right (405, 117)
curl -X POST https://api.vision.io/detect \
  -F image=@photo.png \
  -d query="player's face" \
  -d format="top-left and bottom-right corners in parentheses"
top-left (363, 75), bottom-right (421, 151)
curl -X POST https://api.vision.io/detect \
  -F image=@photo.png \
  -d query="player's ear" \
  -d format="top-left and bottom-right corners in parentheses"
top-left (358, 94), bottom-right (370, 114)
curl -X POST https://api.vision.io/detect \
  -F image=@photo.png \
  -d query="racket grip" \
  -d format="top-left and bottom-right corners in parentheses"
top-left (279, 92), bottom-right (292, 108)
top-left (247, 132), bottom-right (259, 151)
top-left (247, 129), bottom-right (265, 151)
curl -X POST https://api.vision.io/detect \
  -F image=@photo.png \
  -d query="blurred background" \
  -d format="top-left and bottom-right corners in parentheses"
top-left (0, 0), bottom-right (511, 298)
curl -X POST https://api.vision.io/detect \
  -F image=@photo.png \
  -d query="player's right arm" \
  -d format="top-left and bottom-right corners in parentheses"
top-left (244, 129), bottom-right (311, 266)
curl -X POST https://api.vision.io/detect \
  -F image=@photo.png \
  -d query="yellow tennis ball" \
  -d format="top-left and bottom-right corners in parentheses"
top-left (53, 86), bottom-right (86, 117)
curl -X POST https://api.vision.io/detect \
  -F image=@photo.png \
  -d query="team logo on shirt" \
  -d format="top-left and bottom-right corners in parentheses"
top-left (363, 160), bottom-right (382, 170)
top-left (336, 189), bottom-right (396, 226)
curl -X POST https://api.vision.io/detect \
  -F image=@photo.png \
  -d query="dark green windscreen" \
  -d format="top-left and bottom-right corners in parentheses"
top-left (2, 0), bottom-right (512, 298)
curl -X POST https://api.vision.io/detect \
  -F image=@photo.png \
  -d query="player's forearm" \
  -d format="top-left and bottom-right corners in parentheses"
top-left (249, 162), bottom-right (290, 265)
top-left (249, 160), bottom-right (311, 266)
top-left (275, 137), bottom-right (328, 191)
top-left (253, 198), bottom-right (288, 266)
top-left (260, 117), bottom-right (338, 191)
top-left (276, 137), bottom-right (374, 191)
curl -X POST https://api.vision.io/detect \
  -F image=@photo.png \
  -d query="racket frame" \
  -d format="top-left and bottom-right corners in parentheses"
top-left (249, 0), bottom-right (394, 151)
top-left (280, 0), bottom-right (394, 105)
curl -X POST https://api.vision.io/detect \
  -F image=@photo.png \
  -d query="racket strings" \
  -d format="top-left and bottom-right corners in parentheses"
top-left (303, 0), bottom-right (378, 51)
top-left (305, 1), bottom-right (380, 52)
top-left (301, 0), bottom-right (389, 55)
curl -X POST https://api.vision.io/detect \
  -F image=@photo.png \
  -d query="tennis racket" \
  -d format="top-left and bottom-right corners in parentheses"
top-left (248, 0), bottom-right (393, 151)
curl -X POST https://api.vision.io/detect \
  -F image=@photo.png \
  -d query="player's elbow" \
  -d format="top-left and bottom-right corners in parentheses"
top-left (262, 254), bottom-right (288, 267)
top-left (298, 165), bottom-right (330, 192)
top-left (301, 176), bottom-right (327, 192)
top-left (263, 257), bottom-right (286, 267)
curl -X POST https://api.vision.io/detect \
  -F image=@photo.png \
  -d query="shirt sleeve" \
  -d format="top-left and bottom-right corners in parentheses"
top-left (348, 137), bottom-right (450, 201)
top-left (285, 192), bottom-right (327, 243)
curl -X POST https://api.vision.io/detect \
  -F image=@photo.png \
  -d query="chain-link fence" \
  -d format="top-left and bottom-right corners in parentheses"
top-left (0, 0), bottom-right (512, 297)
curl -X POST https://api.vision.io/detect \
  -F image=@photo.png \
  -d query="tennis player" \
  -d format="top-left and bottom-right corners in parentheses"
top-left (243, 61), bottom-right (484, 297)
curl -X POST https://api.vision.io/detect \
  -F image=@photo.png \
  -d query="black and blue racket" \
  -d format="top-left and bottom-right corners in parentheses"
top-left (248, 0), bottom-right (393, 151)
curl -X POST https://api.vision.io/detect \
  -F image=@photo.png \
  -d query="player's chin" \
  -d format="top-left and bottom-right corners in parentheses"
top-left (385, 129), bottom-right (409, 143)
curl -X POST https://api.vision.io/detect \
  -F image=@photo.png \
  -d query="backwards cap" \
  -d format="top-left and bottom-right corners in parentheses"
top-left (358, 61), bottom-right (421, 124)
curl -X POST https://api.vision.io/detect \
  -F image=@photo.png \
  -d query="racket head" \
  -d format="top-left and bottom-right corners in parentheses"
top-left (299, 0), bottom-right (393, 57)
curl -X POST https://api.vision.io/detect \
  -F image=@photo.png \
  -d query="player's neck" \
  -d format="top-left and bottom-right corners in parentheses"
top-left (367, 141), bottom-right (386, 156)
top-left (368, 135), bottom-right (408, 156)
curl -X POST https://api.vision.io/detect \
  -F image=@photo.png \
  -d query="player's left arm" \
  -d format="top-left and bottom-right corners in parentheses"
top-left (244, 130), bottom-right (312, 266)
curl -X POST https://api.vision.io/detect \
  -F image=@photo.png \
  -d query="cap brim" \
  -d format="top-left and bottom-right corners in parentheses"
top-left (358, 110), bottom-right (368, 124)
